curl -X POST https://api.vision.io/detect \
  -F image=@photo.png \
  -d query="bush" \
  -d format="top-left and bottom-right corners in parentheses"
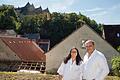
top-left (117, 46), bottom-right (120, 53)
top-left (111, 56), bottom-right (120, 77)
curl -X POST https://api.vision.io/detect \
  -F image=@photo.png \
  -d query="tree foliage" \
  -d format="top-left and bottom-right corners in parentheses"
top-left (117, 46), bottom-right (120, 53)
top-left (0, 5), bottom-right (103, 48)
top-left (111, 56), bottom-right (120, 77)
top-left (0, 5), bottom-right (21, 31)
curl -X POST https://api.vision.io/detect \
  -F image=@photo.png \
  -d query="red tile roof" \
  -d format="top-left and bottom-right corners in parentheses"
top-left (0, 37), bottom-right (46, 62)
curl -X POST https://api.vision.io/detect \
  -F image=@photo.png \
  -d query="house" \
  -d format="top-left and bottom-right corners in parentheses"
top-left (23, 33), bottom-right (40, 41)
top-left (0, 37), bottom-right (46, 72)
top-left (46, 24), bottom-right (120, 72)
top-left (103, 25), bottom-right (120, 49)
top-left (0, 30), bottom-right (16, 37)
top-left (23, 33), bottom-right (50, 52)
top-left (37, 39), bottom-right (50, 53)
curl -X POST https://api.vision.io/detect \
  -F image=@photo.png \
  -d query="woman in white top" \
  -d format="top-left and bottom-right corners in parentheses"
top-left (57, 47), bottom-right (83, 80)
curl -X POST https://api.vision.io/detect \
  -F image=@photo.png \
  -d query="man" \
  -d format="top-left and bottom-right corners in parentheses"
top-left (83, 40), bottom-right (109, 80)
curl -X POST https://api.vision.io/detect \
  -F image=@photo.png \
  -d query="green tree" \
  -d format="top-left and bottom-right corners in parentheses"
top-left (111, 56), bottom-right (120, 77)
top-left (19, 14), bottom-right (46, 34)
top-left (117, 46), bottom-right (120, 53)
top-left (16, 11), bottom-right (103, 48)
top-left (0, 5), bottom-right (21, 31)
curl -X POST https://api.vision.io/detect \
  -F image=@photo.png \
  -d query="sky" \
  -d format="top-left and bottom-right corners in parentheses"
top-left (0, 0), bottom-right (120, 24)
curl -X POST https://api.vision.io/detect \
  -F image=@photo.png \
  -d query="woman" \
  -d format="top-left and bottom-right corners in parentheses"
top-left (57, 47), bottom-right (83, 80)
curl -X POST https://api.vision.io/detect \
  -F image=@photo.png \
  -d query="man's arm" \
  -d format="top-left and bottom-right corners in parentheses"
top-left (95, 55), bottom-right (109, 80)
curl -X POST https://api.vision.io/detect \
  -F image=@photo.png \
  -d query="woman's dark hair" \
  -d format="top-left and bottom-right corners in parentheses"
top-left (64, 47), bottom-right (82, 65)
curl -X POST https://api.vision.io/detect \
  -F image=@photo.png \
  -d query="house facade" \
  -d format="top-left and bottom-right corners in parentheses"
top-left (103, 25), bottom-right (120, 49)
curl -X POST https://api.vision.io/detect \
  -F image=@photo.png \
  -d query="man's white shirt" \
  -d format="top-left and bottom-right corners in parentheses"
top-left (57, 59), bottom-right (83, 80)
top-left (83, 49), bottom-right (109, 80)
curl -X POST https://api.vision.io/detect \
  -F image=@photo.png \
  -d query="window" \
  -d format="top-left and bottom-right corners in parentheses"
top-left (117, 33), bottom-right (120, 38)
top-left (81, 39), bottom-right (86, 49)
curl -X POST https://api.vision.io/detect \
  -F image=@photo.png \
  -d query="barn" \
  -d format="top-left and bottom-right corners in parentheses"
top-left (0, 37), bottom-right (46, 73)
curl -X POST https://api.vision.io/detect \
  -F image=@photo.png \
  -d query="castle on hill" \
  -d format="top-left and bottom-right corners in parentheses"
top-left (15, 2), bottom-right (50, 15)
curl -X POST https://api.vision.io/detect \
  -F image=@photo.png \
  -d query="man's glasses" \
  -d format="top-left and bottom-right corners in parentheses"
top-left (85, 45), bottom-right (93, 48)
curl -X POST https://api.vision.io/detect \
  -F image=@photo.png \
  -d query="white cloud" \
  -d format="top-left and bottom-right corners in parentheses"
top-left (82, 3), bottom-right (120, 16)
top-left (102, 4), bottom-right (120, 14)
top-left (50, 0), bottom-right (75, 12)
top-left (85, 7), bottom-right (103, 12)
top-left (90, 11), bottom-right (107, 17)
top-left (110, 3), bottom-right (120, 10)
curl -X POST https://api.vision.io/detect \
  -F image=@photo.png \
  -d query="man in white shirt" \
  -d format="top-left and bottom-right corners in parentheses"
top-left (83, 40), bottom-right (109, 80)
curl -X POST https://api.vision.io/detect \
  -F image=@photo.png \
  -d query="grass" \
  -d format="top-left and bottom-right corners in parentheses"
top-left (0, 72), bottom-right (59, 80)
top-left (0, 72), bottom-right (119, 80)
top-left (105, 76), bottom-right (120, 80)
top-left (0, 72), bottom-right (17, 74)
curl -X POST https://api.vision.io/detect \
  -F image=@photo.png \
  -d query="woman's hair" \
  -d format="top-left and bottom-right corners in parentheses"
top-left (64, 47), bottom-right (82, 65)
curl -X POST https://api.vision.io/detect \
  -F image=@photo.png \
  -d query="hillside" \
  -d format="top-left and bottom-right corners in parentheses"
top-left (0, 4), bottom-right (103, 48)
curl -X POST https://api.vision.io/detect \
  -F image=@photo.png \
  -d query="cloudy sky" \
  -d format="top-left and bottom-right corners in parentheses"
top-left (0, 0), bottom-right (120, 24)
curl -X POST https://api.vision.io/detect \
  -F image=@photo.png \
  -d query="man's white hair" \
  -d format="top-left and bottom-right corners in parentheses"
top-left (84, 40), bottom-right (95, 45)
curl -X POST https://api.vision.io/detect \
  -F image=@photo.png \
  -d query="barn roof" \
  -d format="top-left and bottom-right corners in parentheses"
top-left (0, 37), bottom-right (46, 62)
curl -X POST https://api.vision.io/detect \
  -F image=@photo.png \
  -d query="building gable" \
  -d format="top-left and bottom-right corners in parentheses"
top-left (0, 39), bottom-right (21, 61)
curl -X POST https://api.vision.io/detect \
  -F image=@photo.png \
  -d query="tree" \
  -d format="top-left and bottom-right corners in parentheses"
top-left (117, 46), bottom-right (120, 53)
top-left (0, 5), bottom-right (21, 31)
top-left (0, 5), bottom-right (103, 48)
top-left (111, 56), bottom-right (120, 77)
top-left (18, 14), bottom-right (46, 34)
